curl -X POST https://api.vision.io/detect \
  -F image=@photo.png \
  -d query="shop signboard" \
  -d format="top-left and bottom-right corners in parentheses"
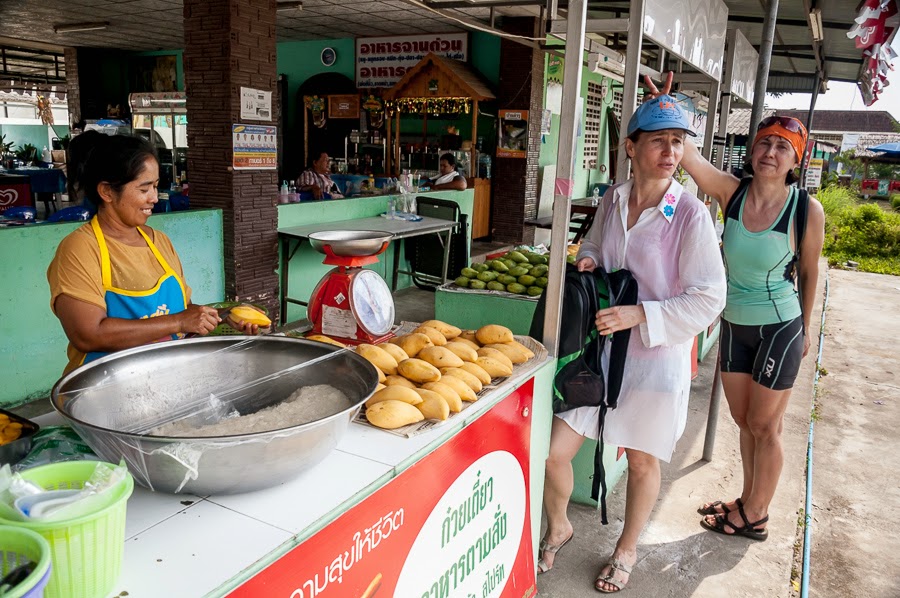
top-left (0, 180), bottom-right (31, 214)
top-left (232, 124), bottom-right (277, 170)
top-left (727, 29), bottom-right (757, 105)
top-left (643, 0), bottom-right (728, 81)
top-left (805, 158), bottom-right (824, 189)
top-left (356, 33), bottom-right (468, 88)
top-left (229, 379), bottom-right (537, 598)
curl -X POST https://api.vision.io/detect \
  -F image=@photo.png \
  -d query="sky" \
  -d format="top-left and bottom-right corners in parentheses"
top-left (764, 80), bottom-right (900, 120)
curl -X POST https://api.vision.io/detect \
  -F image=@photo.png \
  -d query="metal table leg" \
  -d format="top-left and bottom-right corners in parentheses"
top-left (440, 228), bottom-right (452, 284)
top-left (391, 239), bottom-right (402, 292)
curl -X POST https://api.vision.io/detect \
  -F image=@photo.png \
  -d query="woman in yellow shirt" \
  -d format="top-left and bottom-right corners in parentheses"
top-left (48, 134), bottom-right (226, 375)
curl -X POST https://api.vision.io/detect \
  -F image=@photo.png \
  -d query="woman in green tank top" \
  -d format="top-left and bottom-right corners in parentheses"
top-left (647, 73), bottom-right (825, 541)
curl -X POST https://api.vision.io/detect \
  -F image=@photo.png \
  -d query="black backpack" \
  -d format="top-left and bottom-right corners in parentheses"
top-left (530, 263), bottom-right (638, 523)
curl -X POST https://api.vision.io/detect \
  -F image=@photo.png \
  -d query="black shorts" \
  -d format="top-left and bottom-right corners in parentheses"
top-left (720, 316), bottom-right (804, 391)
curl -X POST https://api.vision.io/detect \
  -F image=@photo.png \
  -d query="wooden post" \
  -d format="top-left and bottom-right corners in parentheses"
top-left (302, 96), bottom-right (309, 169)
top-left (386, 111), bottom-right (392, 175)
top-left (395, 111), bottom-right (401, 173)
top-left (471, 99), bottom-right (479, 178)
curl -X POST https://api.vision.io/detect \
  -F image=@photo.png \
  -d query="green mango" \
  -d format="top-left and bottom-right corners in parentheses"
top-left (477, 270), bottom-right (499, 282)
top-left (490, 260), bottom-right (509, 273)
top-left (469, 279), bottom-right (486, 290)
top-left (527, 286), bottom-right (544, 297)
top-left (461, 267), bottom-right (478, 279)
top-left (566, 255), bottom-right (577, 264)
top-left (535, 276), bottom-right (549, 288)
top-left (508, 266), bottom-right (530, 277)
top-left (518, 274), bottom-right (536, 286)
top-left (506, 283), bottom-right (526, 294)
top-left (487, 281), bottom-right (506, 292)
top-left (497, 274), bottom-right (517, 285)
top-left (530, 264), bottom-right (549, 277)
top-left (501, 259), bottom-right (517, 270)
top-left (472, 262), bottom-right (489, 273)
top-left (527, 253), bottom-right (545, 264)
top-left (455, 276), bottom-right (470, 287)
top-left (508, 251), bottom-right (529, 263)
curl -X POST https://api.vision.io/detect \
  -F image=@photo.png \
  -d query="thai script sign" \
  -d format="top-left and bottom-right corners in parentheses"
top-left (232, 124), bottom-right (277, 170)
top-left (356, 33), bottom-right (468, 88)
top-left (228, 379), bottom-right (536, 598)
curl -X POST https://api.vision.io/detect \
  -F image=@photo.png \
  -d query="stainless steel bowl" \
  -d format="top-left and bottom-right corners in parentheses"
top-left (50, 336), bottom-right (379, 495)
top-left (308, 230), bottom-right (393, 256)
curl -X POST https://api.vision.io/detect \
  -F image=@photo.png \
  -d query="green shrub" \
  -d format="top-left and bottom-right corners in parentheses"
top-left (824, 202), bottom-right (900, 275)
top-left (817, 185), bottom-right (857, 223)
top-left (892, 194), bottom-right (900, 211)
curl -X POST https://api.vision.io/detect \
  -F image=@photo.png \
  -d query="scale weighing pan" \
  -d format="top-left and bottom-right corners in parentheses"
top-left (308, 230), bottom-right (393, 256)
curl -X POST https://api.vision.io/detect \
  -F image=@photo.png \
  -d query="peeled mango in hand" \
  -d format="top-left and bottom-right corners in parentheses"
top-left (229, 305), bottom-right (271, 327)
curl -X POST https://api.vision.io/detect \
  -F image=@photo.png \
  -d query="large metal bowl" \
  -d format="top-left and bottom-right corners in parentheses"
top-left (50, 336), bottom-right (379, 495)
top-left (308, 230), bottom-right (393, 256)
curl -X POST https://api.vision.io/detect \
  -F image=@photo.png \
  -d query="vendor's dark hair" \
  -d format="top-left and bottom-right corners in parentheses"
top-left (440, 152), bottom-right (457, 166)
top-left (309, 150), bottom-right (328, 167)
top-left (77, 134), bottom-right (158, 206)
top-left (743, 161), bottom-right (799, 185)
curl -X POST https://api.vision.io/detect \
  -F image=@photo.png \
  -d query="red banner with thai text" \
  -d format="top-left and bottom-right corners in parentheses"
top-left (229, 378), bottom-right (537, 598)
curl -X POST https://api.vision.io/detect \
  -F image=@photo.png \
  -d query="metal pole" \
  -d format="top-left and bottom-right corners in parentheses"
top-left (616, 0), bottom-right (645, 184)
top-left (702, 356), bottom-right (724, 461)
top-left (748, 0), bottom-right (779, 137)
top-left (798, 74), bottom-right (821, 188)
top-left (542, 0), bottom-right (587, 357)
top-left (699, 78), bottom-right (721, 209)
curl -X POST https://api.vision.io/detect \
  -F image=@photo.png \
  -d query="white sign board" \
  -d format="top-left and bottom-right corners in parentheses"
top-left (805, 158), bottom-right (824, 188)
top-left (643, 0), bottom-right (728, 81)
top-left (728, 29), bottom-right (757, 105)
top-left (240, 87), bottom-right (272, 121)
top-left (840, 133), bottom-right (860, 154)
top-left (356, 33), bottom-right (468, 88)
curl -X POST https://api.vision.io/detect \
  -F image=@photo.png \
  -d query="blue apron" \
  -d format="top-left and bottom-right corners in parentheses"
top-left (82, 216), bottom-right (188, 365)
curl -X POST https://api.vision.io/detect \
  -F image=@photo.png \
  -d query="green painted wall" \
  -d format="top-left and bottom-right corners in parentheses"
top-left (538, 54), bottom-right (615, 198)
top-left (434, 290), bottom-right (538, 335)
top-left (0, 210), bottom-right (225, 407)
top-left (0, 125), bottom-right (66, 153)
top-left (277, 190), bottom-right (473, 323)
top-left (471, 32), bottom-right (501, 88)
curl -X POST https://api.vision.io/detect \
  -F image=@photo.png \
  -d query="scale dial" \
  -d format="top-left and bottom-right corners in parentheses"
top-left (349, 269), bottom-right (395, 336)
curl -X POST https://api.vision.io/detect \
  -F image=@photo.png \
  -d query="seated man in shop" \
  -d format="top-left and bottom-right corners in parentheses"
top-left (423, 153), bottom-right (468, 191)
top-left (296, 150), bottom-right (344, 200)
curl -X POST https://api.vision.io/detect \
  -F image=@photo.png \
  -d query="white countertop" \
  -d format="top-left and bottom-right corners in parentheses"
top-left (34, 357), bottom-right (550, 597)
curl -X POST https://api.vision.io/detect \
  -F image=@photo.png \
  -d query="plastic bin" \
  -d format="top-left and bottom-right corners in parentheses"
top-left (0, 462), bottom-right (134, 598)
top-left (0, 526), bottom-right (51, 598)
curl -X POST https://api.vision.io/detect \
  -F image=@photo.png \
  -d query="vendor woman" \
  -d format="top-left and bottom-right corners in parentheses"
top-left (47, 134), bottom-right (241, 375)
top-left (424, 153), bottom-right (468, 191)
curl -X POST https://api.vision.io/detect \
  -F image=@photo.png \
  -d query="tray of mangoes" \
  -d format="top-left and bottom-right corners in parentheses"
top-left (451, 249), bottom-right (577, 299)
top-left (350, 320), bottom-right (540, 435)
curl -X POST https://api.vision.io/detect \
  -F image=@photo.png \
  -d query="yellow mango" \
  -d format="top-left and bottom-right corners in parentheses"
top-left (440, 367), bottom-right (483, 393)
top-left (475, 356), bottom-right (513, 379)
top-left (477, 347), bottom-right (514, 371)
top-left (413, 326), bottom-right (447, 346)
top-left (306, 334), bottom-right (347, 348)
top-left (420, 382), bottom-right (463, 413)
top-left (229, 305), bottom-right (272, 327)
top-left (377, 342), bottom-right (409, 364)
top-left (366, 400), bottom-right (424, 429)
top-left (458, 330), bottom-right (480, 345)
top-left (390, 333), bottom-right (433, 358)
top-left (484, 343), bottom-right (529, 365)
top-left (475, 324), bottom-right (514, 345)
top-left (443, 341), bottom-right (479, 363)
top-left (417, 346), bottom-right (465, 370)
top-left (459, 362), bottom-right (492, 386)
top-left (420, 320), bottom-right (462, 339)
top-left (365, 385), bottom-right (423, 408)
top-left (414, 389), bottom-right (450, 420)
top-left (384, 375), bottom-right (417, 389)
top-left (432, 375), bottom-right (478, 402)
top-left (356, 344), bottom-right (399, 375)
top-left (398, 358), bottom-right (442, 383)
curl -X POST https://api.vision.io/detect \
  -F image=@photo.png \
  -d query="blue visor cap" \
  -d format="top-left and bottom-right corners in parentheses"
top-left (627, 95), bottom-right (697, 137)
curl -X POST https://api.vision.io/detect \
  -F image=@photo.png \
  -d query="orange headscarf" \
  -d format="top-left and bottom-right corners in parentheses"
top-left (752, 117), bottom-right (808, 163)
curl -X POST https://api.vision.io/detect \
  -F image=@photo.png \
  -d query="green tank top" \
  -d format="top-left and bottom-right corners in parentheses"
top-left (722, 184), bottom-right (801, 325)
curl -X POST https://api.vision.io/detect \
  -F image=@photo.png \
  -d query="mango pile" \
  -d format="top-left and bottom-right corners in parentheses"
top-left (454, 249), bottom-right (575, 297)
top-left (347, 320), bottom-right (536, 430)
top-left (0, 413), bottom-right (24, 446)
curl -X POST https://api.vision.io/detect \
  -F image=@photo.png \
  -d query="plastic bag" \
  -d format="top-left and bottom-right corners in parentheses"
top-left (13, 426), bottom-right (98, 472)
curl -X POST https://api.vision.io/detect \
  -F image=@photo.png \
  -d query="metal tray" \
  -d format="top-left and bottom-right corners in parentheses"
top-left (308, 230), bottom-right (393, 256)
top-left (0, 409), bottom-right (40, 466)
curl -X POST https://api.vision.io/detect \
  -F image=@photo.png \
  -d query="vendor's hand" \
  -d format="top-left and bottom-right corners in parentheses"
top-left (803, 329), bottom-right (811, 358)
top-left (595, 305), bottom-right (646, 335)
top-left (576, 257), bottom-right (596, 272)
top-left (237, 321), bottom-right (260, 336)
top-left (178, 304), bottom-right (221, 336)
top-left (644, 71), bottom-right (674, 99)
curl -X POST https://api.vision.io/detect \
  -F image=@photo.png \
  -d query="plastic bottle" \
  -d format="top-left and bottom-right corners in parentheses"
top-left (280, 180), bottom-right (289, 195)
top-left (592, 186), bottom-right (600, 206)
top-left (368, 173), bottom-right (376, 192)
top-left (41, 146), bottom-right (51, 163)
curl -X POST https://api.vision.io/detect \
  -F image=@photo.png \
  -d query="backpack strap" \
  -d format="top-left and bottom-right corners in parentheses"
top-left (793, 187), bottom-right (810, 321)
top-left (721, 177), bottom-right (753, 240)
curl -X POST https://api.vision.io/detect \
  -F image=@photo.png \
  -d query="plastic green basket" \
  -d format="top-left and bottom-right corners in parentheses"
top-left (0, 462), bottom-right (134, 598)
top-left (0, 526), bottom-right (51, 598)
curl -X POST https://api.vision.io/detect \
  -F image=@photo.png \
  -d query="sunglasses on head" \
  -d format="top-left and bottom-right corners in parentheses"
top-left (758, 116), bottom-right (806, 135)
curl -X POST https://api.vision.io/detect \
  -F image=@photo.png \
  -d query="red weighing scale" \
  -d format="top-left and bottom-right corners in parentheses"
top-left (306, 230), bottom-right (396, 345)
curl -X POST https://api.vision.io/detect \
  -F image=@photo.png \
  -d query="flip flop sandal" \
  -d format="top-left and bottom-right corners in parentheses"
top-left (594, 557), bottom-right (633, 593)
top-left (536, 531), bottom-right (575, 574)
top-left (700, 503), bottom-right (769, 541)
top-left (697, 497), bottom-right (743, 516)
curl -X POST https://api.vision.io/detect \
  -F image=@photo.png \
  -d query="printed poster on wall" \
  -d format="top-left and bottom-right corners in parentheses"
top-left (356, 33), bottom-right (468, 88)
top-left (232, 124), bottom-right (277, 170)
top-left (229, 379), bottom-right (537, 598)
top-left (240, 87), bottom-right (272, 121)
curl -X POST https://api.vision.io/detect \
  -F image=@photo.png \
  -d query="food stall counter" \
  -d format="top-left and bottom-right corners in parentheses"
top-left (33, 354), bottom-right (554, 597)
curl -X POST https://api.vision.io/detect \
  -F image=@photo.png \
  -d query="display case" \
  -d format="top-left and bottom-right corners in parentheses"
top-left (129, 92), bottom-right (188, 189)
top-left (344, 130), bottom-right (386, 175)
top-left (497, 109), bottom-right (528, 158)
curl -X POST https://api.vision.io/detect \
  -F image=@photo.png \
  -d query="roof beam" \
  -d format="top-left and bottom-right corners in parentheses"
top-left (727, 14), bottom-right (847, 30)
top-left (424, 0), bottom-right (542, 7)
top-left (547, 18), bottom-right (628, 34)
top-left (769, 51), bottom-right (861, 65)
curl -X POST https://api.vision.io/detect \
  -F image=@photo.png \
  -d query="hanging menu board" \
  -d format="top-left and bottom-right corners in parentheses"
top-left (356, 33), bottom-right (468, 88)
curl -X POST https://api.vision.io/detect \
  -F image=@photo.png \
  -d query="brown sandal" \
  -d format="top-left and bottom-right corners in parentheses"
top-left (594, 557), bottom-right (632, 593)
top-left (536, 531), bottom-right (574, 574)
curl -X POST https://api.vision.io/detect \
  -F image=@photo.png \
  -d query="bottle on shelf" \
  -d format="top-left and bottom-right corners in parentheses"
top-left (591, 186), bottom-right (600, 205)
